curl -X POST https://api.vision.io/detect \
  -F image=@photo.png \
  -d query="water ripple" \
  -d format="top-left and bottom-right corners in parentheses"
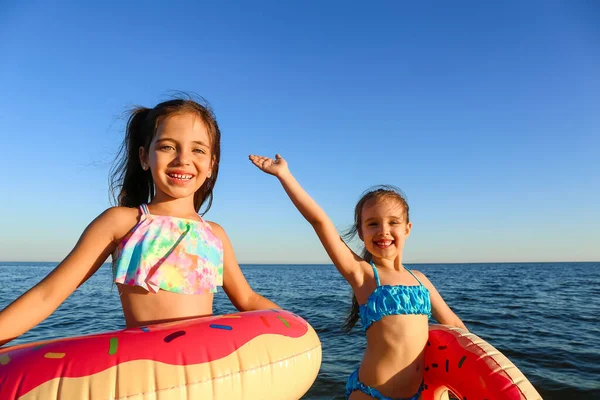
top-left (1, 261), bottom-right (599, 399)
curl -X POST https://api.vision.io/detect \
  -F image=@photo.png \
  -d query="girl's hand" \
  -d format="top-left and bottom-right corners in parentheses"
top-left (249, 154), bottom-right (289, 178)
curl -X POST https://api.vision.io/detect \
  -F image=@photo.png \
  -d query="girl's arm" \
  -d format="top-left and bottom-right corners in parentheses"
top-left (210, 222), bottom-right (280, 311)
top-left (414, 271), bottom-right (468, 331)
top-left (249, 154), bottom-right (363, 284)
top-left (0, 207), bottom-right (131, 346)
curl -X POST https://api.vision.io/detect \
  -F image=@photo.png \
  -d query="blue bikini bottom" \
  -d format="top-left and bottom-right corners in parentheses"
top-left (345, 368), bottom-right (425, 400)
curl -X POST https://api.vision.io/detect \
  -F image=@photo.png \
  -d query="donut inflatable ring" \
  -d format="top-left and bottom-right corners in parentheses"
top-left (0, 309), bottom-right (321, 399)
top-left (424, 324), bottom-right (541, 399)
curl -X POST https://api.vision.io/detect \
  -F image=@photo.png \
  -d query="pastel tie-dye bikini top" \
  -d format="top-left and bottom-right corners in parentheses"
top-left (112, 204), bottom-right (224, 294)
top-left (358, 261), bottom-right (431, 331)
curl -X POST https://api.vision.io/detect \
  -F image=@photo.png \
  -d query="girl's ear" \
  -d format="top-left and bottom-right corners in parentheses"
top-left (139, 147), bottom-right (149, 170)
top-left (405, 222), bottom-right (412, 236)
top-left (207, 157), bottom-right (217, 178)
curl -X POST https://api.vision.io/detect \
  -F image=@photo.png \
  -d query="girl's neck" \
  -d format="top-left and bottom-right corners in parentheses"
top-left (148, 195), bottom-right (198, 220)
top-left (371, 254), bottom-right (404, 271)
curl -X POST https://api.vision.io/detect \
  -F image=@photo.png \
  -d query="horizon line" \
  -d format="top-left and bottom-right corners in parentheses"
top-left (1, 260), bottom-right (598, 265)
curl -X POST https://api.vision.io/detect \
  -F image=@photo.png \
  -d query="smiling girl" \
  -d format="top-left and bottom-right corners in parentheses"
top-left (250, 154), bottom-right (466, 400)
top-left (0, 97), bottom-right (279, 346)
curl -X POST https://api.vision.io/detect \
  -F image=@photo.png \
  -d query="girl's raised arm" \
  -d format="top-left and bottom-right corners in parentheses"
top-left (0, 207), bottom-right (134, 346)
top-left (250, 154), bottom-right (363, 283)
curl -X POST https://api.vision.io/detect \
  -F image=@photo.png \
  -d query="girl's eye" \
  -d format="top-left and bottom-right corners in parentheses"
top-left (160, 145), bottom-right (174, 151)
top-left (193, 148), bottom-right (206, 154)
top-left (368, 223), bottom-right (377, 227)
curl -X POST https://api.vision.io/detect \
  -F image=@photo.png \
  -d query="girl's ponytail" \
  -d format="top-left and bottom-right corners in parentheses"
top-left (110, 107), bottom-right (153, 207)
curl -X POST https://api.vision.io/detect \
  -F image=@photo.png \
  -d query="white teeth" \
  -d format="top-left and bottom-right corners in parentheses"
top-left (168, 173), bottom-right (192, 180)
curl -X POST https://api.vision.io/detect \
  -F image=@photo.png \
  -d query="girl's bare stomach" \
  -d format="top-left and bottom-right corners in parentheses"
top-left (359, 315), bottom-right (429, 398)
top-left (116, 284), bottom-right (215, 328)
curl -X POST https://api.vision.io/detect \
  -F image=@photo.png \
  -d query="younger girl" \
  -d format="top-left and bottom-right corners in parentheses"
top-left (0, 98), bottom-right (278, 346)
top-left (250, 154), bottom-right (466, 400)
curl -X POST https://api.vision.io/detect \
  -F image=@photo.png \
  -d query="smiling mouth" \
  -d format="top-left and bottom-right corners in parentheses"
top-left (374, 240), bottom-right (394, 248)
top-left (167, 173), bottom-right (194, 181)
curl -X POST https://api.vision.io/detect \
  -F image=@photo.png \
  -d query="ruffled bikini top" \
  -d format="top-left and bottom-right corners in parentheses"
top-left (358, 261), bottom-right (431, 331)
top-left (112, 204), bottom-right (224, 294)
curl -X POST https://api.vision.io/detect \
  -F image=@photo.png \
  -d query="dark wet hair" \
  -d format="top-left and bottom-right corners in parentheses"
top-left (341, 185), bottom-right (410, 332)
top-left (109, 96), bottom-right (221, 215)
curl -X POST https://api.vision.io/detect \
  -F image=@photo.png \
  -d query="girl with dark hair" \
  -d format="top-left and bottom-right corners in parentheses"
top-left (0, 97), bottom-right (278, 346)
top-left (250, 153), bottom-right (465, 400)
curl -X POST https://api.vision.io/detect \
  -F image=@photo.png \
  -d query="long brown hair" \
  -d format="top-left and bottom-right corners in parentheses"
top-left (109, 96), bottom-right (221, 215)
top-left (341, 185), bottom-right (410, 332)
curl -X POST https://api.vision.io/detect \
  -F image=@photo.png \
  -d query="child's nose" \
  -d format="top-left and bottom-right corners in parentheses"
top-left (174, 151), bottom-right (191, 165)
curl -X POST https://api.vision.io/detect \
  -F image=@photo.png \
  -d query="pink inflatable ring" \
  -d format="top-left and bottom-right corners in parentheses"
top-left (0, 309), bottom-right (322, 399)
top-left (424, 324), bottom-right (541, 400)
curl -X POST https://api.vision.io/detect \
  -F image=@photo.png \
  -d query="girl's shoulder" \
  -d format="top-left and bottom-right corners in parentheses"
top-left (409, 269), bottom-right (434, 288)
top-left (204, 220), bottom-right (226, 239)
top-left (205, 220), bottom-right (221, 230)
top-left (98, 206), bottom-right (141, 239)
top-left (101, 206), bottom-right (140, 221)
top-left (410, 268), bottom-right (425, 277)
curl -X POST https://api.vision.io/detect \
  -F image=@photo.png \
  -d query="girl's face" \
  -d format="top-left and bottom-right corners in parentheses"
top-left (140, 112), bottom-right (214, 202)
top-left (360, 198), bottom-right (412, 260)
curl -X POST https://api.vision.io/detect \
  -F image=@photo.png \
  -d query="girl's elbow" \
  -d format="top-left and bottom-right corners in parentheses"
top-left (309, 218), bottom-right (325, 229)
top-left (231, 298), bottom-right (249, 312)
top-left (227, 288), bottom-right (278, 312)
top-left (434, 313), bottom-right (464, 330)
top-left (449, 315), bottom-right (468, 331)
top-left (243, 292), bottom-right (279, 311)
top-left (230, 291), bottom-right (256, 312)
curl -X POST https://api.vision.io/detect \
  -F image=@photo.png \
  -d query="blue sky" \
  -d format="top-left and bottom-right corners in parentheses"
top-left (0, 1), bottom-right (598, 263)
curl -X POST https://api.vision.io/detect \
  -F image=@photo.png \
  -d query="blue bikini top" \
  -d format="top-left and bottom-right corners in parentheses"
top-left (358, 261), bottom-right (432, 331)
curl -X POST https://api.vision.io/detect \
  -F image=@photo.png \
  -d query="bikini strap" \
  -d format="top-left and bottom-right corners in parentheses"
top-left (140, 204), bottom-right (150, 216)
top-left (369, 261), bottom-right (381, 286)
top-left (404, 266), bottom-right (424, 286)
